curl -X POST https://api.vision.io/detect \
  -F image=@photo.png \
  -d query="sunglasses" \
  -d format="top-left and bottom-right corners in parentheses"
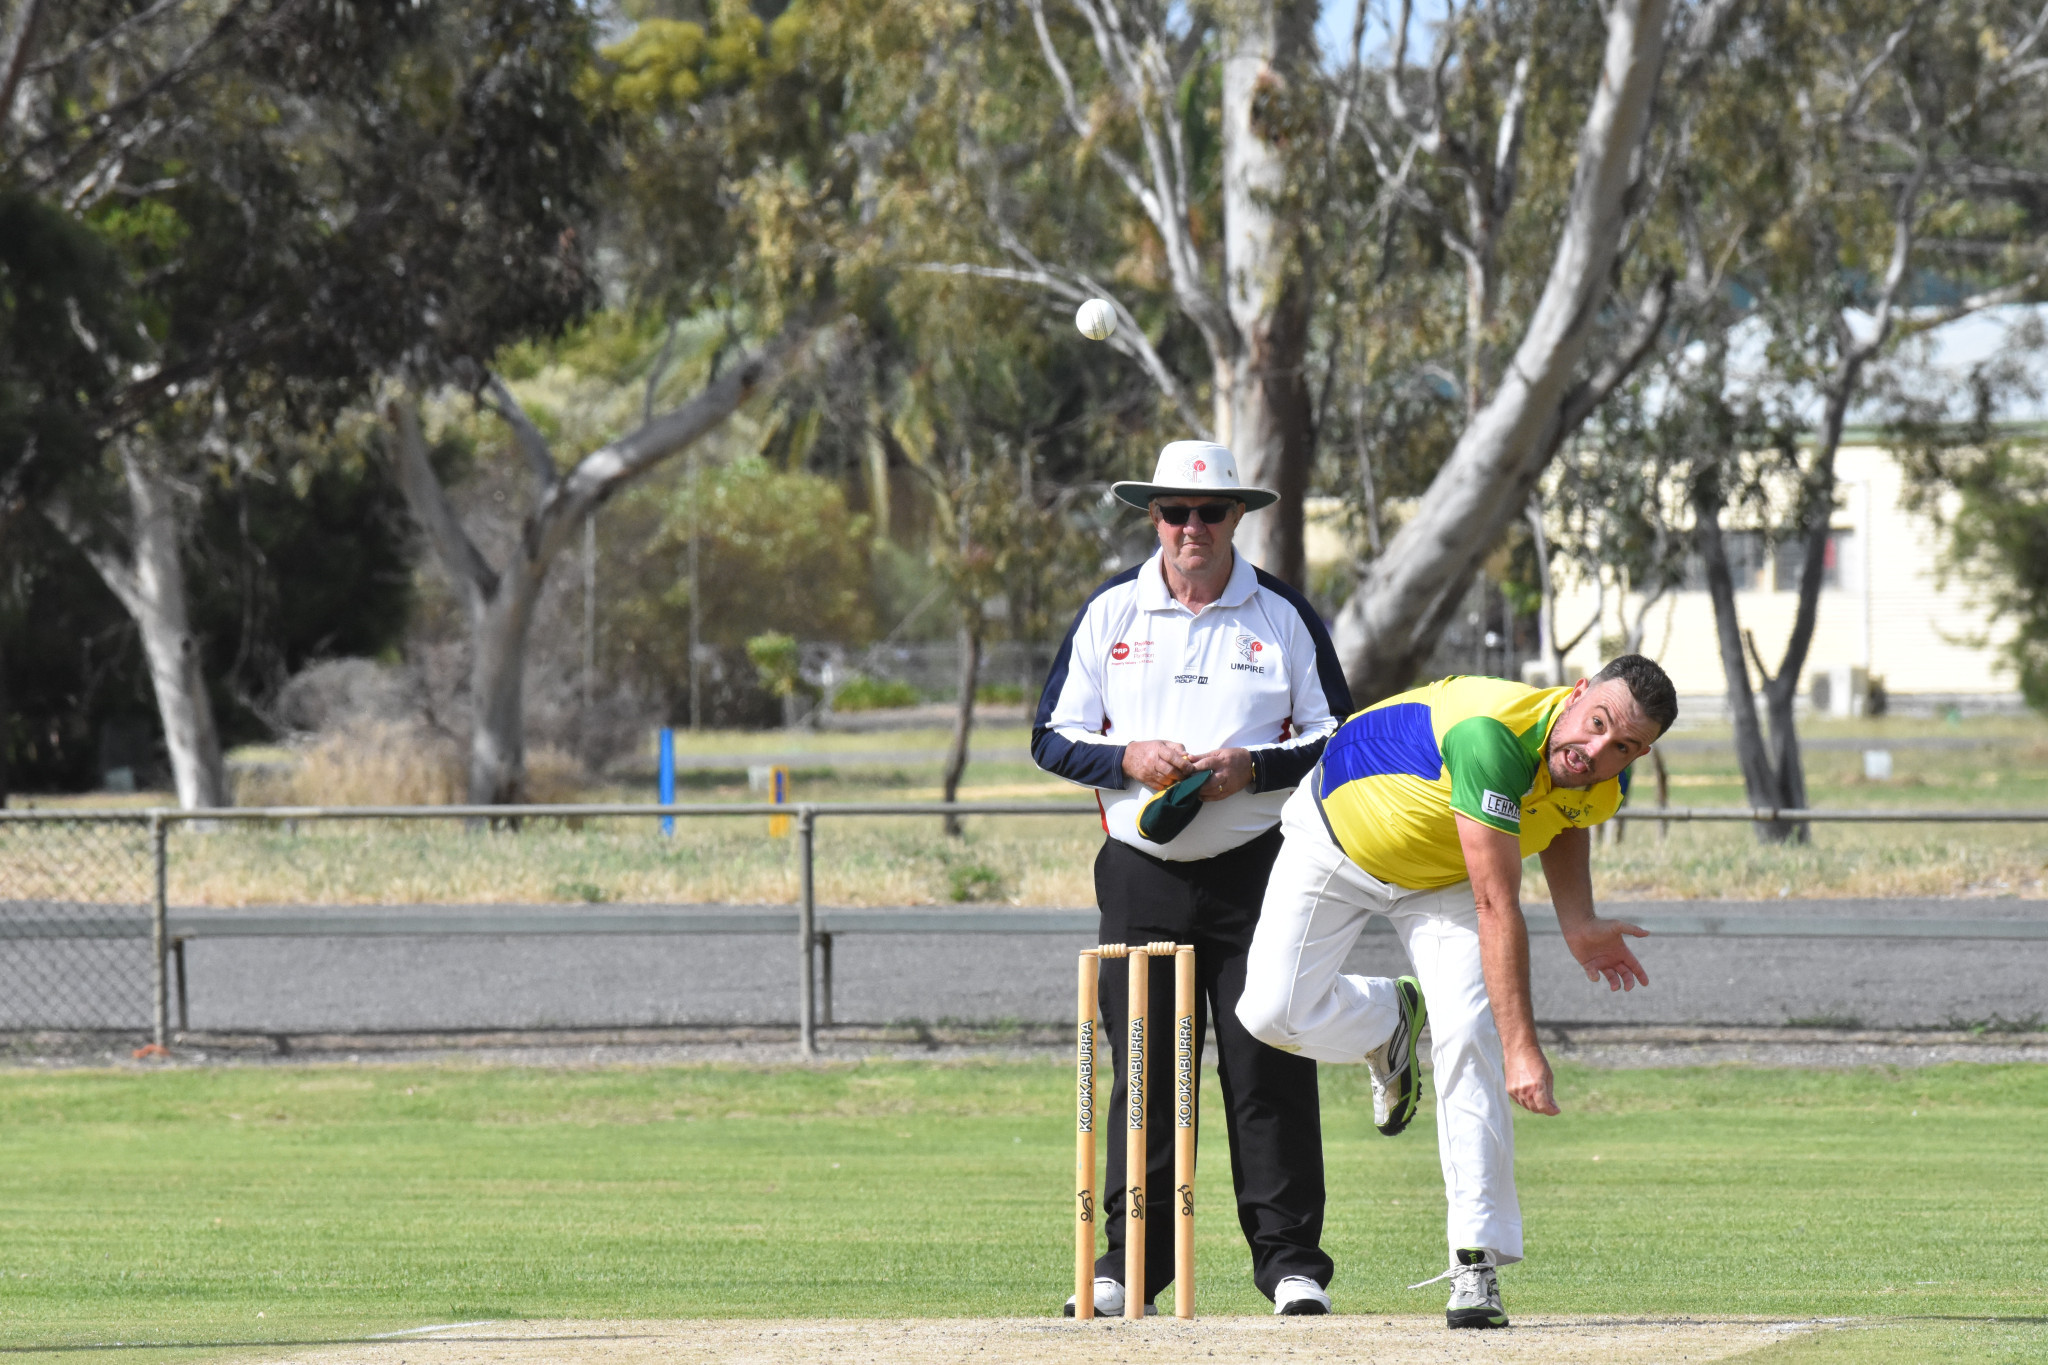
top-left (1155, 501), bottom-right (1239, 526)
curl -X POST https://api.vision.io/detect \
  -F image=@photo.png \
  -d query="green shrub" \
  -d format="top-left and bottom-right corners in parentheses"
top-left (833, 676), bottom-right (921, 711)
top-left (974, 682), bottom-right (1027, 705)
top-left (946, 862), bottom-right (1007, 903)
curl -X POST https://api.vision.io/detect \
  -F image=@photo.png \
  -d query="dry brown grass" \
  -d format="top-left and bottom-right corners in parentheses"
top-left (233, 727), bottom-right (590, 808)
top-left (236, 723), bottom-right (464, 807)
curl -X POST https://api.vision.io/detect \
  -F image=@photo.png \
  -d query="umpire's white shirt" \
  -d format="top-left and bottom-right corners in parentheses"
top-left (1032, 549), bottom-right (1352, 861)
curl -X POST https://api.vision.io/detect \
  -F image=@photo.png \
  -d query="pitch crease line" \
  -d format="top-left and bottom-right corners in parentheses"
top-left (367, 1320), bottom-right (499, 1338)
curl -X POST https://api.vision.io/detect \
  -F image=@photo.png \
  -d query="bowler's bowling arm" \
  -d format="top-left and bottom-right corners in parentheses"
top-left (1455, 814), bottom-right (1558, 1117)
top-left (1540, 827), bottom-right (1651, 992)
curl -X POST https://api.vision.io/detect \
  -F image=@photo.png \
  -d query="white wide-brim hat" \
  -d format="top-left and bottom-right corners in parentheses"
top-left (1110, 440), bottom-right (1279, 512)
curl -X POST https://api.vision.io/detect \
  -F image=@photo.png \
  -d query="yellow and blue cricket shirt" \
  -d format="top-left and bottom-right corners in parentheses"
top-left (1311, 675), bottom-right (1623, 890)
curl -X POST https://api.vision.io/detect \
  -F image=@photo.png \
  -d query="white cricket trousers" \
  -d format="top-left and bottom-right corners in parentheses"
top-left (1236, 783), bottom-right (1523, 1264)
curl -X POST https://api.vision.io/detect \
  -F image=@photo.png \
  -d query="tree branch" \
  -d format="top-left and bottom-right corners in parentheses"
top-left (1895, 269), bottom-right (2046, 338)
top-left (478, 376), bottom-right (559, 494)
top-left (384, 396), bottom-right (500, 609)
top-left (1557, 271), bottom-right (1676, 438)
top-left (915, 262), bottom-right (1210, 437)
top-left (534, 322), bottom-right (817, 567)
top-left (0, 0), bottom-right (45, 143)
top-left (42, 494), bottom-right (143, 617)
top-left (1741, 626), bottom-right (1776, 689)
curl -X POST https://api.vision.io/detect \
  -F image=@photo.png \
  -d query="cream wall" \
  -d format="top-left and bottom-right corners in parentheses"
top-left (1547, 445), bottom-right (2014, 698)
top-left (1300, 448), bottom-right (2017, 699)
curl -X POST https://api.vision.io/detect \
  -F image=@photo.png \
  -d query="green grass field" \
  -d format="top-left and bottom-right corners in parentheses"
top-left (1, 1059), bottom-right (2043, 1363)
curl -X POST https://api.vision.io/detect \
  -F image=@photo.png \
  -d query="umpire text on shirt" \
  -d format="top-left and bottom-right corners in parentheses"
top-left (1034, 440), bottom-right (1354, 1317)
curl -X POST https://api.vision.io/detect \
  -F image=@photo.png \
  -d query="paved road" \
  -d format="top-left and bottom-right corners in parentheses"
top-left (145, 898), bottom-right (2047, 1035)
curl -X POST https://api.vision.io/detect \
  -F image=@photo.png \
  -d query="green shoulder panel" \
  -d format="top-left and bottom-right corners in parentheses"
top-left (1521, 696), bottom-right (1565, 762)
top-left (1441, 715), bottom-right (1540, 834)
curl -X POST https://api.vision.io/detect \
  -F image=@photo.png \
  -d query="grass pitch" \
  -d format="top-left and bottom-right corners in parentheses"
top-left (0, 1059), bottom-right (2043, 1362)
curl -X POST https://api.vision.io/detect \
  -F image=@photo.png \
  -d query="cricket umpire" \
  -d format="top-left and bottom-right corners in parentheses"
top-left (1034, 440), bottom-right (1353, 1316)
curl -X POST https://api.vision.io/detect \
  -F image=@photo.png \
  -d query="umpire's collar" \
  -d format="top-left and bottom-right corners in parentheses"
top-left (1139, 547), bottom-right (1260, 616)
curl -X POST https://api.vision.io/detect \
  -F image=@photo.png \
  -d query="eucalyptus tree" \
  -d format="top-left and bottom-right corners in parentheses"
top-left (384, 0), bottom-right (955, 801)
top-left (1685, 0), bottom-right (2048, 839)
top-left (911, 0), bottom-right (1330, 583)
top-left (916, 0), bottom-right (1746, 694)
top-left (3, 0), bottom-right (434, 806)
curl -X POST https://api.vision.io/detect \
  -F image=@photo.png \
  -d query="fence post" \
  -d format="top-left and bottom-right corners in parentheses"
top-left (797, 805), bottom-right (817, 1055)
top-left (659, 728), bottom-right (676, 836)
top-left (150, 812), bottom-right (169, 1049)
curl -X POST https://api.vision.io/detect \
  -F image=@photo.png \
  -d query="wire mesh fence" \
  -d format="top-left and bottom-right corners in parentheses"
top-left (0, 803), bottom-right (2045, 1049)
top-left (0, 815), bottom-right (162, 1032)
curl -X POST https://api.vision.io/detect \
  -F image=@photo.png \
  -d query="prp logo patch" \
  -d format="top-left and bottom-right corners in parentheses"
top-left (1111, 642), bottom-right (1129, 661)
top-left (1480, 790), bottom-right (1522, 824)
top-left (1109, 640), bottom-right (1153, 666)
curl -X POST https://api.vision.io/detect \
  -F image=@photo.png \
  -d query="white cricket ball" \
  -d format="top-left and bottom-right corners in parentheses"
top-left (1075, 298), bottom-right (1117, 341)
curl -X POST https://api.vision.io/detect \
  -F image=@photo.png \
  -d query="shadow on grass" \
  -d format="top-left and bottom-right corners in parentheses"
top-left (0, 1329), bottom-right (660, 1355)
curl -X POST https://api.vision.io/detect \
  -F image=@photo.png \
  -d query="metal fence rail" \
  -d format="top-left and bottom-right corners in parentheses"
top-left (1, 801), bottom-right (2045, 1053)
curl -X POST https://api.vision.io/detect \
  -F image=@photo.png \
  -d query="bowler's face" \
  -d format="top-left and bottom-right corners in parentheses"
top-left (1545, 678), bottom-right (1661, 789)
top-left (1151, 497), bottom-right (1242, 578)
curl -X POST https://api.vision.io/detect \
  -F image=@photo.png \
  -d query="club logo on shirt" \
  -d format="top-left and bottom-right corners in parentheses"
top-left (1231, 634), bottom-right (1268, 674)
top-left (1481, 790), bottom-right (1522, 824)
top-left (1109, 640), bottom-right (1153, 666)
top-left (1192, 458), bottom-right (1207, 472)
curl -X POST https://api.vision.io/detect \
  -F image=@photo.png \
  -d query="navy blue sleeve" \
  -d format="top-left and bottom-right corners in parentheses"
top-left (1031, 567), bottom-right (1139, 790)
top-left (1252, 734), bottom-right (1333, 794)
top-left (1245, 569), bottom-right (1353, 794)
top-left (1253, 568), bottom-right (1355, 718)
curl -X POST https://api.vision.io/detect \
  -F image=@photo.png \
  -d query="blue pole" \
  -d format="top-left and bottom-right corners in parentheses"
top-left (659, 727), bottom-right (675, 835)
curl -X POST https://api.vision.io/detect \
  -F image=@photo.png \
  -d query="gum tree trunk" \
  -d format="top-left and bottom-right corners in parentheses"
top-left (940, 611), bottom-right (982, 838)
top-left (388, 327), bottom-right (810, 804)
top-left (1219, 0), bottom-right (1315, 586)
top-left (48, 449), bottom-right (229, 809)
top-left (1331, 0), bottom-right (1673, 701)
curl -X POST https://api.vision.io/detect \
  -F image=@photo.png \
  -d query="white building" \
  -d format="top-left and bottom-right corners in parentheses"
top-left (1301, 442), bottom-right (2021, 712)
top-left (1541, 444), bottom-right (2018, 711)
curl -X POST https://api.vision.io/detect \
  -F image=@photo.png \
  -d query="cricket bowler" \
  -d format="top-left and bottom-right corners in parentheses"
top-left (1235, 655), bottom-right (1677, 1327)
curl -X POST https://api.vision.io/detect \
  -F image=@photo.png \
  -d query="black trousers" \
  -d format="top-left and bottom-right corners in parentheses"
top-left (1093, 827), bottom-right (1332, 1304)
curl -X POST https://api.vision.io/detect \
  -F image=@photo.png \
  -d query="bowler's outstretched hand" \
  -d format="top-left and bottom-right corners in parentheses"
top-left (1563, 917), bottom-right (1651, 992)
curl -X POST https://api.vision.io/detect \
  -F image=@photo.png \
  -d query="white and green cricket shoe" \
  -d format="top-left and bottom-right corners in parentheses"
top-left (1411, 1248), bottom-right (1507, 1329)
top-left (1365, 976), bottom-right (1426, 1137)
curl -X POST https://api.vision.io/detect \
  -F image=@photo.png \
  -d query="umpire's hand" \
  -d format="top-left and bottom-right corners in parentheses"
top-left (1123, 740), bottom-right (1196, 791)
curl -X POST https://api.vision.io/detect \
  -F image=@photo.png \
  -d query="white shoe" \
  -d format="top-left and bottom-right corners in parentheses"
top-left (1273, 1274), bottom-right (1331, 1315)
top-left (1062, 1277), bottom-right (1155, 1317)
top-left (1411, 1248), bottom-right (1507, 1329)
